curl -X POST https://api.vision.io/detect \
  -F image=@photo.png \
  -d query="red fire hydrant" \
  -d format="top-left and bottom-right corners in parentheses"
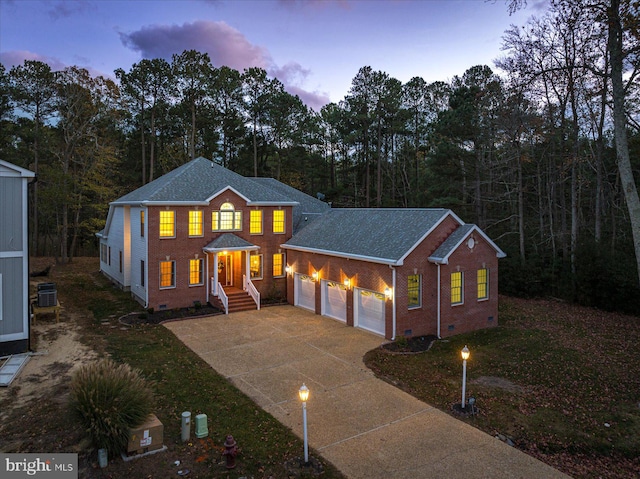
top-left (222, 435), bottom-right (238, 469)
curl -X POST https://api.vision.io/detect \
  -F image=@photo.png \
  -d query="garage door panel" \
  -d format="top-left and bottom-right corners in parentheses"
top-left (322, 280), bottom-right (347, 322)
top-left (355, 289), bottom-right (385, 336)
top-left (295, 274), bottom-right (315, 311)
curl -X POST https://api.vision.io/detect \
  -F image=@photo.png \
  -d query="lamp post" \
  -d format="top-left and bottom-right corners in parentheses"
top-left (298, 383), bottom-right (309, 464)
top-left (461, 345), bottom-right (470, 409)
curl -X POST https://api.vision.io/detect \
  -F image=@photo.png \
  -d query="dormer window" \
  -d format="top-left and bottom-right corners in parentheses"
top-left (212, 202), bottom-right (242, 231)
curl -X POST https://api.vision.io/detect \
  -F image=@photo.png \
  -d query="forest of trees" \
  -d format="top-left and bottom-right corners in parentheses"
top-left (0, 0), bottom-right (638, 314)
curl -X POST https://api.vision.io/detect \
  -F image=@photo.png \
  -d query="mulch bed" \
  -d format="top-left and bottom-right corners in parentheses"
top-left (381, 335), bottom-right (438, 354)
top-left (120, 304), bottom-right (223, 325)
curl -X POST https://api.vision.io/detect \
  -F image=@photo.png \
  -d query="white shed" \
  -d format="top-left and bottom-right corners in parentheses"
top-left (0, 160), bottom-right (35, 355)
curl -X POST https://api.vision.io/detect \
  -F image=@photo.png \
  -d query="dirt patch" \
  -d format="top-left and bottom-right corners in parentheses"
top-left (0, 316), bottom-right (97, 422)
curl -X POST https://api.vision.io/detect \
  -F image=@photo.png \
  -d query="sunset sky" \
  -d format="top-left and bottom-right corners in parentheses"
top-left (0, 0), bottom-right (547, 110)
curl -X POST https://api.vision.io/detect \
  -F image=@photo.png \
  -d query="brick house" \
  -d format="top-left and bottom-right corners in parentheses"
top-left (97, 157), bottom-right (505, 339)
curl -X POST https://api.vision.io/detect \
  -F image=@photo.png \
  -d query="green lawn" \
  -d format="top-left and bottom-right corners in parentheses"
top-left (48, 258), bottom-right (345, 478)
top-left (364, 296), bottom-right (640, 479)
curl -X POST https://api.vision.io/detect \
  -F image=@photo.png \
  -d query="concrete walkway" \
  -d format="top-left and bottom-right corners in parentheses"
top-left (164, 305), bottom-right (569, 479)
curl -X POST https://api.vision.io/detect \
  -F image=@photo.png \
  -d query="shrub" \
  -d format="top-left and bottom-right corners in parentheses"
top-left (69, 359), bottom-right (154, 457)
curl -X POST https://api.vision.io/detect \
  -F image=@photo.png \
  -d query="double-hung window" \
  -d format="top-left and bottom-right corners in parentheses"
top-left (159, 260), bottom-right (176, 289)
top-left (451, 271), bottom-right (463, 305)
top-left (477, 268), bottom-right (489, 300)
top-left (189, 258), bottom-right (204, 286)
top-left (408, 274), bottom-right (421, 308)
top-left (273, 253), bottom-right (285, 277)
top-left (250, 253), bottom-right (263, 279)
top-left (189, 210), bottom-right (203, 237)
top-left (212, 202), bottom-right (242, 231)
top-left (140, 210), bottom-right (145, 237)
top-left (273, 210), bottom-right (285, 234)
top-left (159, 211), bottom-right (175, 238)
top-left (250, 210), bottom-right (263, 234)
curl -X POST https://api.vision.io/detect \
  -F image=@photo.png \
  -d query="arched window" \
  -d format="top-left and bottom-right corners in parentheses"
top-left (212, 202), bottom-right (242, 231)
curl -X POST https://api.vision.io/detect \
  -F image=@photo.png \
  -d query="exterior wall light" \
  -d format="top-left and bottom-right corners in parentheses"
top-left (384, 287), bottom-right (393, 300)
top-left (312, 271), bottom-right (318, 281)
top-left (285, 265), bottom-right (292, 276)
top-left (343, 278), bottom-right (350, 289)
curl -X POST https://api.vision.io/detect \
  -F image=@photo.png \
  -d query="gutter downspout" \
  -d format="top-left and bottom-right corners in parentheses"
top-left (391, 265), bottom-right (397, 340)
top-left (437, 263), bottom-right (441, 339)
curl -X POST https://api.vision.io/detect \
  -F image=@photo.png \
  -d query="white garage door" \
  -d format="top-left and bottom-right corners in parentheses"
top-left (354, 288), bottom-right (385, 336)
top-left (321, 280), bottom-right (347, 322)
top-left (294, 274), bottom-right (315, 311)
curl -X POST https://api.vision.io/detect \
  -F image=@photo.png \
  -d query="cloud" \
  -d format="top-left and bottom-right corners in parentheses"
top-left (120, 20), bottom-right (331, 109)
top-left (120, 20), bottom-right (271, 72)
top-left (0, 50), bottom-right (66, 71)
top-left (47, 0), bottom-right (94, 20)
top-left (0, 49), bottom-right (111, 79)
top-left (286, 85), bottom-right (330, 112)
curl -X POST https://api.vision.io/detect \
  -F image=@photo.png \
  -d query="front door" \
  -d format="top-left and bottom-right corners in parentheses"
top-left (218, 254), bottom-right (233, 286)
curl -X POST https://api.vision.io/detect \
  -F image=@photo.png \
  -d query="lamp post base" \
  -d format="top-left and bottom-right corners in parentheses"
top-left (284, 455), bottom-right (325, 477)
top-left (451, 402), bottom-right (478, 417)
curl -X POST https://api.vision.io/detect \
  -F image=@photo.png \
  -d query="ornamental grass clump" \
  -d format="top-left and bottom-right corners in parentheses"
top-left (70, 359), bottom-right (154, 456)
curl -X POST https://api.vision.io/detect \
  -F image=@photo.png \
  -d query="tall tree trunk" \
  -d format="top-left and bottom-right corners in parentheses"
top-left (376, 118), bottom-right (382, 207)
top-left (608, 0), bottom-right (640, 285)
top-left (518, 148), bottom-right (526, 264)
top-left (33, 107), bottom-right (40, 255)
top-left (190, 101), bottom-right (196, 160)
top-left (140, 100), bottom-right (146, 185)
top-left (149, 107), bottom-right (155, 182)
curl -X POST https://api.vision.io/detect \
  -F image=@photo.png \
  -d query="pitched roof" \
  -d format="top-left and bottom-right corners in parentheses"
top-left (428, 224), bottom-right (507, 264)
top-left (0, 160), bottom-right (35, 178)
top-left (203, 233), bottom-right (259, 252)
top-left (282, 208), bottom-right (459, 265)
top-left (250, 177), bottom-right (330, 232)
top-left (112, 157), bottom-right (298, 206)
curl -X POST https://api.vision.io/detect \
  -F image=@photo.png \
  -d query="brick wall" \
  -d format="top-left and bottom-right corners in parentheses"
top-left (284, 215), bottom-right (500, 340)
top-left (146, 190), bottom-right (292, 310)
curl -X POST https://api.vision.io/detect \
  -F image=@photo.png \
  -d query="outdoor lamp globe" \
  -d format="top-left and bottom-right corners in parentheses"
top-left (461, 345), bottom-right (470, 361)
top-left (299, 383), bottom-right (309, 402)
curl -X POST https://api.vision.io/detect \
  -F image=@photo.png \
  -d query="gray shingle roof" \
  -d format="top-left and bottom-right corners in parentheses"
top-left (112, 157), bottom-right (297, 205)
top-left (282, 208), bottom-right (456, 264)
top-left (428, 224), bottom-right (476, 263)
top-left (250, 177), bottom-right (330, 233)
top-left (203, 233), bottom-right (258, 252)
top-left (428, 224), bottom-right (507, 264)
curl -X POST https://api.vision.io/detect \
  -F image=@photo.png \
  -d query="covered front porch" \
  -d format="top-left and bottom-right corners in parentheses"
top-left (203, 233), bottom-right (261, 314)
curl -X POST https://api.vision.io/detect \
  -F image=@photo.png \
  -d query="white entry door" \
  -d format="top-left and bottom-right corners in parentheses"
top-left (294, 273), bottom-right (316, 311)
top-left (321, 280), bottom-right (347, 322)
top-left (354, 288), bottom-right (385, 336)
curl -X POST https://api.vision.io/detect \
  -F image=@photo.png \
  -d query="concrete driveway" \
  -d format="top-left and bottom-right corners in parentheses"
top-left (164, 305), bottom-right (569, 479)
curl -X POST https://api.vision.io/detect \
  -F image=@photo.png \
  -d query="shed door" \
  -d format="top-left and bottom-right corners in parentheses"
top-left (294, 274), bottom-right (315, 311)
top-left (321, 280), bottom-right (347, 322)
top-left (354, 288), bottom-right (385, 336)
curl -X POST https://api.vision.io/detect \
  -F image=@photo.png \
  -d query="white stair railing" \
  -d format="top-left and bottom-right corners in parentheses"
top-left (217, 282), bottom-right (229, 315)
top-left (243, 275), bottom-right (260, 310)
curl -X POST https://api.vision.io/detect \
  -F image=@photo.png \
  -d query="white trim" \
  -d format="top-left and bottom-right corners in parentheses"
top-left (282, 244), bottom-right (398, 265)
top-left (429, 224), bottom-right (507, 264)
top-left (396, 210), bottom-right (464, 265)
top-left (0, 273), bottom-right (3, 322)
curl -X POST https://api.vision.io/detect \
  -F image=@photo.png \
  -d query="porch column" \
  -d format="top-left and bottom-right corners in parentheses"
top-left (244, 251), bottom-right (251, 291)
top-left (213, 252), bottom-right (219, 296)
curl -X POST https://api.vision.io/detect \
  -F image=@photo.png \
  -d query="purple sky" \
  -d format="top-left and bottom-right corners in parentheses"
top-left (0, 0), bottom-right (547, 111)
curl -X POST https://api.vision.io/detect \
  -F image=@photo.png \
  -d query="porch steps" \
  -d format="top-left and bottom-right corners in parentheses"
top-left (215, 288), bottom-right (258, 313)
